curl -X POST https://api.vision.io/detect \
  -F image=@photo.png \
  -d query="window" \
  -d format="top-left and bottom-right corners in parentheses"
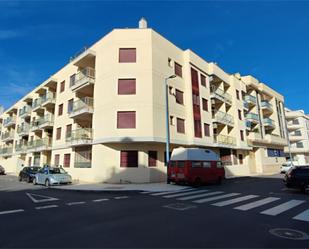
top-left (177, 161), bottom-right (185, 167)
top-left (60, 81), bottom-right (65, 93)
top-left (239, 154), bottom-right (243, 164)
top-left (148, 151), bottom-right (157, 167)
top-left (118, 79), bottom-right (136, 95)
top-left (54, 154), bottom-right (60, 166)
top-left (202, 98), bottom-right (208, 111)
top-left (176, 118), bottom-right (185, 133)
top-left (294, 130), bottom-right (302, 136)
top-left (296, 142), bottom-right (304, 148)
top-left (56, 127), bottom-right (61, 140)
top-left (117, 111), bottom-right (136, 129)
top-left (119, 48), bottom-right (136, 63)
top-left (174, 62), bottom-right (182, 77)
top-left (192, 161), bottom-right (202, 167)
top-left (240, 130), bottom-right (244, 141)
top-left (175, 89), bottom-right (184, 104)
top-left (58, 104), bottom-right (63, 116)
top-left (67, 99), bottom-right (74, 114)
top-left (267, 148), bottom-right (285, 157)
top-left (292, 119), bottom-right (299, 125)
top-left (120, 151), bottom-right (138, 167)
top-left (238, 110), bottom-right (242, 120)
top-left (236, 90), bottom-right (240, 100)
top-left (168, 58), bottom-right (172, 67)
top-left (201, 74), bottom-right (206, 87)
top-left (70, 74), bottom-right (76, 87)
top-left (204, 123), bottom-right (210, 137)
top-left (203, 161), bottom-right (211, 168)
top-left (170, 116), bottom-right (175, 125)
top-left (75, 147), bottom-right (92, 168)
top-left (63, 154), bottom-right (71, 168)
top-left (66, 124), bottom-right (72, 138)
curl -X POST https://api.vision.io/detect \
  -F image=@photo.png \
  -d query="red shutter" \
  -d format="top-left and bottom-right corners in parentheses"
top-left (120, 151), bottom-right (138, 167)
top-left (204, 123), bottom-right (210, 137)
top-left (117, 111), bottom-right (136, 128)
top-left (201, 74), bottom-right (206, 87)
top-left (56, 127), bottom-right (61, 140)
top-left (177, 118), bottom-right (185, 133)
top-left (55, 154), bottom-right (60, 166)
top-left (148, 151), bottom-right (157, 167)
top-left (202, 98), bottom-right (208, 111)
top-left (60, 81), bottom-right (65, 92)
top-left (194, 120), bottom-right (202, 138)
top-left (58, 104), bottom-right (63, 116)
top-left (63, 154), bottom-right (71, 168)
top-left (118, 79), bottom-right (136, 95)
top-left (175, 89), bottom-right (184, 104)
top-left (174, 62), bottom-right (182, 77)
top-left (66, 124), bottom-right (72, 138)
top-left (119, 48), bottom-right (136, 63)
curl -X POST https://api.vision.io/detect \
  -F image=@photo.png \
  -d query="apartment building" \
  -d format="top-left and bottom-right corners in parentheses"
top-left (285, 108), bottom-right (309, 164)
top-left (0, 19), bottom-right (287, 183)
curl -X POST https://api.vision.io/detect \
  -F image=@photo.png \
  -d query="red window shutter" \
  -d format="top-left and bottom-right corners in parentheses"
top-left (174, 62), bottom-right (182, 77)
top-left (119, 48), bottom-right (136, 63)
top-left (177, 118), bottom-right (185, 133)
top-left (204, 123), bottom-right (210, 137)
top-left (201, 74), bottom-right (206, 87)
top-left (60, 81), bottom-right (65, 92)
top-left (68, 99), bottom-right (73, 113)
top-left (191, 68), bottom-right (199, 90)
top-left (58, 104), bottom-right (63, 116)
top-left (118, 79), bottom-right (136, 95)
top-left (117, 111), bottom-right (136, 129)
top-left (120, 151), bottom-right (138, 167)
top-left (194, 120), bottom-right (202, 138)
top-left (202, 98), bottom-right (208, 111)
top-left (63, 154), bottom-right (71, 167)
top-left (148, 151), bottom-right (157, 167)
top-left (66, 124), bottom-right (72, 138)
top-left (55, 154), bottom-right (60, 166)
top-left (56, 127), bottom-right (61, 140)
top-left (175, 89), bottom-right (184, 104)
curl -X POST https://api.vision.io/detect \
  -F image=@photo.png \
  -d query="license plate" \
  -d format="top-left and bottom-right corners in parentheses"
top-left (171, 173), bottom-right (176, 177)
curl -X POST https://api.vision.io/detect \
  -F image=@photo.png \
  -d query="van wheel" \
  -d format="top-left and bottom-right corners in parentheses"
top-left (194, 178), bottom-right (202, 188)
top-left (217, 177), bottom-right (222, 185)
top-left (45, 179), bottom-right (50, 188)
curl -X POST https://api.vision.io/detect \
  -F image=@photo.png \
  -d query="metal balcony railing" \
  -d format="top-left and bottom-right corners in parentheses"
top-left (246, 113), bottom-right (259, 122)
top-left (70, 67), bottom-right (95, 88)
top-left (41, 92), bottom-right (56, 105)
top-left (261, 100), bottom-right (273, 111)
top-left (71, 97), bottom-right (94, 113)
top-left (210, 86), bottom-right (232, 105)
top-left (263, 118), bottom-right (275, 127)
top-left (66, 128), bottom-right (93, 143)
top-left (15, 143), bottom-right (27, 153)
top-left (3, 116), bottom-right (16, 127)
top-left (17, 124), bottom-right (30, 135)
top-left (32, 98), bottom-right (42, 109)
top-left (214, 134), bottom-right (236, 146)
top-left (0, 147), bottom-right (13, 156)
top-left (1, 131), bottom-right (15, 141)
top-left (213, 110), bottom-right (234, 126)
top-left (244, 95), bottom-right (257, 105)
top-left (19, 106), bottom-right (32, 117)
top-left (27, 137), bottom-right (52, 150)
top-left (31, 114), bottom-right (54, 130)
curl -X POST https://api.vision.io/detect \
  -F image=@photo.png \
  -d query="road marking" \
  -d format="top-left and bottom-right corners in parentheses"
top-left (66, 202), bottom-right (86, 206)
top-left (260, 200), bottom-right (305, 216)
top-left (293, 209), bottom-right (309, 222)
top-left (150, 189), bottom-right (193, 196)
top-left (212, 195), bottom-right (259, 207)
top-left (193, 193), bottom-right (241, 204)
top-left (26, 192), bottom-right (59, 203)
top-left (234, 197), bottom-right (280, 211)
top-left (114, 196), bottom-right (128, 200)
top-left (178, 191), bottom-right (224, 201)
top-left (163, 190), bottom-right (209, 198)
top-left (35, 205), bottom-right (58, 210)
top-left (92, 198), bottom-right (109, 202)
top-left (0, 209), bottom-right (24, 215)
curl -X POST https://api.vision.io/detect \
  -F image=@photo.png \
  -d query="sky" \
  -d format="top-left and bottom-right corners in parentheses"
top-left (0, 0), bottom-right (308, 112)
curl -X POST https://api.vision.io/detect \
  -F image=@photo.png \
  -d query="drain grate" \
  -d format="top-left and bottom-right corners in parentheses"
top-left (269, 228), bottom-right (309, 240)
top-left (163, 203), bottom-right (197, 211)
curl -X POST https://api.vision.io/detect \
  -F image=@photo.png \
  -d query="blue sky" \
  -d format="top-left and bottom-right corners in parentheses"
top-left (0, 0), bottom-right (308, 112)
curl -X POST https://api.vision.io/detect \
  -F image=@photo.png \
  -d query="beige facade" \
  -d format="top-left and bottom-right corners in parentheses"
top-left (285, 108), bottom-right (309, 164)
top-left (0, 21), bottom-right (288, 183)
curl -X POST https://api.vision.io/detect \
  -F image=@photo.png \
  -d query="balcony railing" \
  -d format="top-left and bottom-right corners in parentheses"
top-left (31, 114), bottom-right (54, 131)
top-left (15, 143), bottom-right (28, 153)
top-left (41, 92), bottom-right (56, 106)
top-left (263, 118), bottom-right (275, 127)
top-left (0, 147), bottom-right (13, 156)
top-left (19, 106), bottom-right (32, 117)
top-left (210, 86), bottom-right (232, 105)
top-left (66, 128), bottom-right (93, 146)
top-left (246, 113), bottom-right (259, 123)
top-left (244, 95), bottom-right (257, 105)
top-left (32, 98), bottom-right (42, 110)
top-left (70, 67), bottom-right (95, 90)
top-left (261, 100), bottom-right (273, 112)
top-left (1, 131), bottom-right (15, 141)
top-left (69, 97), bottom-right (94, 118)
top-left (214, 134), bottom-right (236, 146)
top-left (213, 110), bottom-right (234, 126)
top-left (27, 137), bottom-right (52, 151)
top-left (17, 124), bottom-right (30, 136)
top-left (3, 116), bottom-right (16, 127)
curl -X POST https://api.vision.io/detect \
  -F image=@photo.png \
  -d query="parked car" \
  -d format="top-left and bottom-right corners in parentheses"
top-left (18, 166), bottom-right (41, 183)
top-left (280, 161), bottom-right (300, 174)
top-left (0, 165), bottom-right (5, 175)
top-left (284, 166), bottom-right (309, 192)
top-left (33, 167), bottom-right (72, 187)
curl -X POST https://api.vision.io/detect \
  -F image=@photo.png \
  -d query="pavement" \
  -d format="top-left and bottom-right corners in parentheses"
top-left (1, 174), bottom-right (309, 248)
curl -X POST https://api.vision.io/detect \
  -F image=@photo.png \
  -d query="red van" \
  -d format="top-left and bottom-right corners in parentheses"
top-left (167, 148), bottom-right (225, 186)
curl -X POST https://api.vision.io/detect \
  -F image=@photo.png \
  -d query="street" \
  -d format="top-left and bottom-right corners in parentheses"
top-left (0, 174), bottom-right (309, 248)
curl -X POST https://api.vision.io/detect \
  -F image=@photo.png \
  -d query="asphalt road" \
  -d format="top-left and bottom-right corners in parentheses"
top-left (0, 174), bottom-right (309, 248)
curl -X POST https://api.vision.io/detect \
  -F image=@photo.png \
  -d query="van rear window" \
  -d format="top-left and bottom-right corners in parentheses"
top-left (177, 161), bottom-right (185, 167)
top-left (169, 161), bottom-right (176, 167)
top-left (192, 161), bottom-right (202, 168)
top-left (203, 162), bottom-right (211, 168)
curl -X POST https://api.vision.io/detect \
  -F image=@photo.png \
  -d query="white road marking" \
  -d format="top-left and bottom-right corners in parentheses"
top-left (150, 189), bottom-right (193, 196)
top-left (92, 198), bottom-right (109, 202)
top-left (293, 209), bottom-right (309, 222)
top-left (0, 209), bottom-right (24, 215)
top-left (114, 196), bottom-right (128, 200)
top-left (35, 205), bottom-right (58, 210)
top-left (66, 201), bottom-right (86, 206)
top-left (260, 200), bottom-right (305, 216)
top-left (26, 192), bottom-right (59, 203)
top-left (212, 195), bottom-right (259, 207)
top-left (178, 191), bottom-right (224, 201)
top-left (163, 190), bottom-right (209, 198)
top-left (234, 197), bottom-right (280, 211)
top-left (193, 193), bottom-right (241, 204)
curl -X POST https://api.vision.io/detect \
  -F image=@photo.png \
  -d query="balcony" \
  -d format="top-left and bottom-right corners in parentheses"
top-left (214, 134), bottom-right (236, 146)
top-left (31, 114), bottom-right (54, 131)
top-left (212, 110), bottom-right (234, 127)
top-left (70, 67), bottom-right (95, 94)
top-left (289, 135), bottom-right (303, 142)
top-left (17, 124), bottom-right (30, 137)
top-left (69, 97), bottom-right (94, 119)
top-left (244, 95), bottom-right (257, 107)
top-left (261, 100), bottom-right (273, 114)
top-left (41, 92), bottom-right (56, 108)
top-left (3, 116), bottom-right (16, 128)
top-left (243, 102), bottom-right (249, 110)
top-left (19, 106), bottom-right (32, 118)
top-left (66, 128), bottom-right (93, 147)
top-left (1, 131), bottom-right (15, 142)
top-left (15, 143), bottom-right (27, 154)
top-left (263, 118), bottom-right (275, 129)
top-left (265, 134), bottom-right (287, 146)
top-left (210, 86), bottom-right (232, 105)
top-left (0, 147), bottom-right (13, 157)
top-left (27, 138), bottom-right (52, 152)
top-left (287, 122), bottom-right (301, 131)
top-left (32, 98), bottom-right (42, 112)
top-left (246, 113), bottom-right (259, 124)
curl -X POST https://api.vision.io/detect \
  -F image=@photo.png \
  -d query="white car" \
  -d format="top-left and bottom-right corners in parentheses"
top-left (33, 167), bottom-right (72, 187)
top-left (280, 161), bottom-right (299, 174)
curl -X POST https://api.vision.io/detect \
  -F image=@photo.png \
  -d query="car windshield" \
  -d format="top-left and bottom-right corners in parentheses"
top-left (29, 167), bottom-right (40, 172)
top-left (49, 168), bottom-right (67, 174)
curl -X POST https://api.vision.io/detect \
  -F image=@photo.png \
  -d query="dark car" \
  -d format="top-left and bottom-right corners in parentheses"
top-left (284, 166), bottom-right (309, 192)
top-left (0, 165), bottom-right (5, 175)
top-left (19, 166), bottom-right (41, 183)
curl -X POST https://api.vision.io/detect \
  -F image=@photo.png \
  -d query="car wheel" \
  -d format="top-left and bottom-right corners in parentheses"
top-left (33, 178), bottom-right (37, 185)
top-left (45, 179), bottom-right (50, 188)
top-left (27, 176), bottom-right (31, 183)
top-left (194, 177), bottom-right (202, 188)
top-left (217, 177), bottom-right (222, 185)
